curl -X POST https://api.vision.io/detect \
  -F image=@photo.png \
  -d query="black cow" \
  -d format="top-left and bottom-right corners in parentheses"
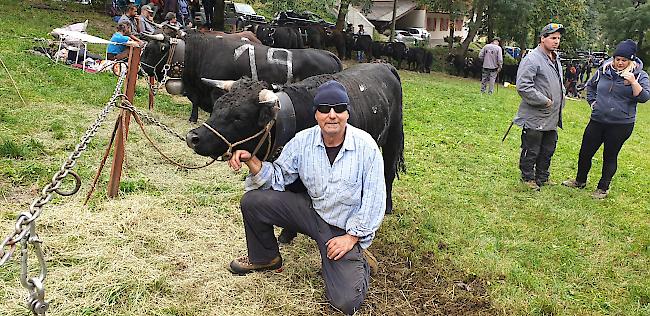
top-left (424, 50), bottom-right (433, 73)
top-left (448, 54), bottom-right (481, 78)
top-left (323, 29), bottom-right (347, 59)
top-left (406, 47), bottom-right (426, 72)
top-left (255, 25), bottom-right (304, 49)
top-left (141, 30), bottom-right (342, 122)
top-left (302, 25), bottom-right (324, 49)
top-left (371, 41), bottom-right (389, 60)
top-left (500, 64), bottom-right (518, 84)
top-left (345, 34), bottom-right (372, 62)
top-left (186, 63), bottom-right (405, 214)
top-left (386, 42), bottom-right (407, 69)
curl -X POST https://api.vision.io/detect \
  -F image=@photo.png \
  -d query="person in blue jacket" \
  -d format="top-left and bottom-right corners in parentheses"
top-left (106, 22), bottom-right (142, 60)
top-left (562, 39), bottom-right (650, 198)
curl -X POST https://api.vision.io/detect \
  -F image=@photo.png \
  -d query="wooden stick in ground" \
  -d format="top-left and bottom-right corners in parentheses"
top-left (107, 46), bottom-right (141, 198)
top-left (149, 76), bottom-right (155, 110)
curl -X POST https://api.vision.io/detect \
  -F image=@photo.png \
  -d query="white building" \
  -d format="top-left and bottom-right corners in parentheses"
top-left (349, 0), bottom-right (471, 45)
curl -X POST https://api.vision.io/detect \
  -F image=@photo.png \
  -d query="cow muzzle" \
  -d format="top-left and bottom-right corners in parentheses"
top-left (186, 130), bottom-right (200, 149)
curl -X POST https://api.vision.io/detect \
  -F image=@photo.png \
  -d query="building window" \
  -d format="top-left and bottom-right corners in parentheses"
top-left (455, 19), bottom-right (463, 31)
top-left (429, 17), bottom-right (436, 31)
top-left (441, 18), bottom-right (448, 31)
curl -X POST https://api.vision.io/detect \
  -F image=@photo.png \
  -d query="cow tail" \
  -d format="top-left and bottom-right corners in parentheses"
top-left (388, 62), bottom-right (405, 176)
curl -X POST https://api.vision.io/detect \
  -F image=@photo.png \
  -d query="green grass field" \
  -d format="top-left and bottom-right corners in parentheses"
top-left (1, 1), bottom-right (649, 315)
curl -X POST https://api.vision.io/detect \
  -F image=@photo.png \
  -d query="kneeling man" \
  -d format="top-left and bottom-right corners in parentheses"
top-left (227, 80), bottom-right (385, 314)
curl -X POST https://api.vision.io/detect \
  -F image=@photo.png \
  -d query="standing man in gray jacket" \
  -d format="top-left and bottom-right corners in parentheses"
top-left (479, 37), bottom-right (503, 94)
top-left (513, 23), bottom-right (566, 191)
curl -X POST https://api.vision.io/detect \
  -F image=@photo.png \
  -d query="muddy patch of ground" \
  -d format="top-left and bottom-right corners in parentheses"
top-left (313, 238), bottom-right (496, 315)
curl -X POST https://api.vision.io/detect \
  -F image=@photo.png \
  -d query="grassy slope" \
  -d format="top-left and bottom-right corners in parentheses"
top-left (1, 1), bottom-right (649, 315)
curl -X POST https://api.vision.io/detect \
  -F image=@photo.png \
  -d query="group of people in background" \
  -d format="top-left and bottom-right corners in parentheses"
top-left (564, 58), bottom-right (593, 98)
top-left (110, 0), bottom-right (205, 30)
top-left (107, 0), bottom-right (196, 61)
top-left (513, 23), bottom-right (650, 200)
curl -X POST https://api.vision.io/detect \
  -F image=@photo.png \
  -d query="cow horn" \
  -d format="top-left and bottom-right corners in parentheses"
top-left (258, 89), bottom-right (278, 105)
top-left (142, 33), bottom-right (164, 41)
top-left (201, 78), bottom-right (235, 91)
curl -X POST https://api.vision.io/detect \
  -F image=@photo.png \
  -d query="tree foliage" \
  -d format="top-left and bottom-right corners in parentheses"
top-left (598, 0), bottom-right (650, 61)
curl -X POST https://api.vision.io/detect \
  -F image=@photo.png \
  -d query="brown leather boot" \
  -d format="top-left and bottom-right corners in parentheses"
top-left (362, 248), bottom-right (378, 276)
top-left (229, 255), bottom-right (283, 275)
top-left (562, 179), bottom-right (586, 189)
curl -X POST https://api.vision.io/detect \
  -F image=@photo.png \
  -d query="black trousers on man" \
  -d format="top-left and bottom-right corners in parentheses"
top-left (576, 119), bottom-right (634, 190)
top-left (240, 189), bottom-right (370, 315)
top-left (519, 128), bottom-right (558, 184)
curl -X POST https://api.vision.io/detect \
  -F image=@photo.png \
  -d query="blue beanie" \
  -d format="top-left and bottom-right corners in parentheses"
top-left (313, 80), bottom-right (349, 112)
top-left (613, 39), bottom-right (637, 60)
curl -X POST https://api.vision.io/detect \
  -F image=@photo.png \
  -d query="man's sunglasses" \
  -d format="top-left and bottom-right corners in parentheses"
top-left (316, 104), bottom-right (348, 114)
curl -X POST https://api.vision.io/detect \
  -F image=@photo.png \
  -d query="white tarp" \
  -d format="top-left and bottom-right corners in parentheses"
top-left (50, 20), bottom-right (113, 47)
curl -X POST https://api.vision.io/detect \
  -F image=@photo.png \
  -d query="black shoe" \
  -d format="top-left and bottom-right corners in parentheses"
top-left (277, 228), bottom-right (297, 244)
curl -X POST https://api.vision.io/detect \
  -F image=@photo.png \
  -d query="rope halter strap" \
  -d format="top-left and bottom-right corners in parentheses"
top-left (201, 100), bottom-right (280, 161)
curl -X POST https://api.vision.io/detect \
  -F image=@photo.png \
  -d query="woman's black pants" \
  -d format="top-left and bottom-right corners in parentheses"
top-left (576, 119), bottom-right (634, 190)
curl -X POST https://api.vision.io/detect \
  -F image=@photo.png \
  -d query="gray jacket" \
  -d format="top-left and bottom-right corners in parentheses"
top-left (514, 46), bottom-right (565, 131)
top-left (479, 43), bottom-right (503, 70)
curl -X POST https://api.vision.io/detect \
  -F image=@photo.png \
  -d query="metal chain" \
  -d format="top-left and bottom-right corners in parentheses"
top-left (0, 68), bottom-right (127, 316)
top-left (117, 100), bottom-right (185, 142)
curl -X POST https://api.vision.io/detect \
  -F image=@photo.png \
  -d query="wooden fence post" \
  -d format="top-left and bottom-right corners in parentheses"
top-left (107, 46), bottom-right (141, 198)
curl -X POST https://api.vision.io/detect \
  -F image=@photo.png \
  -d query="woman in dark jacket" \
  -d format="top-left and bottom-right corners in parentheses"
top-left (563, 39), bottom-right (650, 198)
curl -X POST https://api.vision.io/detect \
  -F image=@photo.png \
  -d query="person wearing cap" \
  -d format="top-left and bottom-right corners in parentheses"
top-left (226, 80), bottom-right (385, 314)
top-left (356, 25), bottom-right (367, 62)
top-left (479, 37), bottom-right (503, 94)
top-left (513, 22), bottom-right (566, 191)
top-left (138, 5), bottom-right (157, 35)
top-left (160, 11), bottom-right (181, 35)
top-left (562, 39), bottom-right (650, 199)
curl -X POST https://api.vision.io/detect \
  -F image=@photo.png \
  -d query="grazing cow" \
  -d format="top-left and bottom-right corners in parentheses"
top-left (141, 30), bottom-right (341, 122)
top-left (186, 63), bottom-right (405, 214)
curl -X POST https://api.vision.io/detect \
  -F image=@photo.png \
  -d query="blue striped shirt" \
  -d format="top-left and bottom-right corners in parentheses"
top-left (244, 124), bottom-right (386, 248)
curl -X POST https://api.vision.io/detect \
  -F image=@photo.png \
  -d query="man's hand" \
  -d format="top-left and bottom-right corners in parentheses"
top-left (545, 99), bottom-right (553, 108)
top-left (326, 234), bottom-right (359, 260)
top-left (228, 150), bottom-right (252, 172)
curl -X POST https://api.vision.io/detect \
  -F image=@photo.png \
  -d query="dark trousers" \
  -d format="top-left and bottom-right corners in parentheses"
top-left (576, 119), bottom-right (634, 190)
top-left (519, 128), bottom-right (558, 183)
top-left (240, 190), bottom-right (370, 315)
top-left (203, 1), bottom-right (214, 26)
